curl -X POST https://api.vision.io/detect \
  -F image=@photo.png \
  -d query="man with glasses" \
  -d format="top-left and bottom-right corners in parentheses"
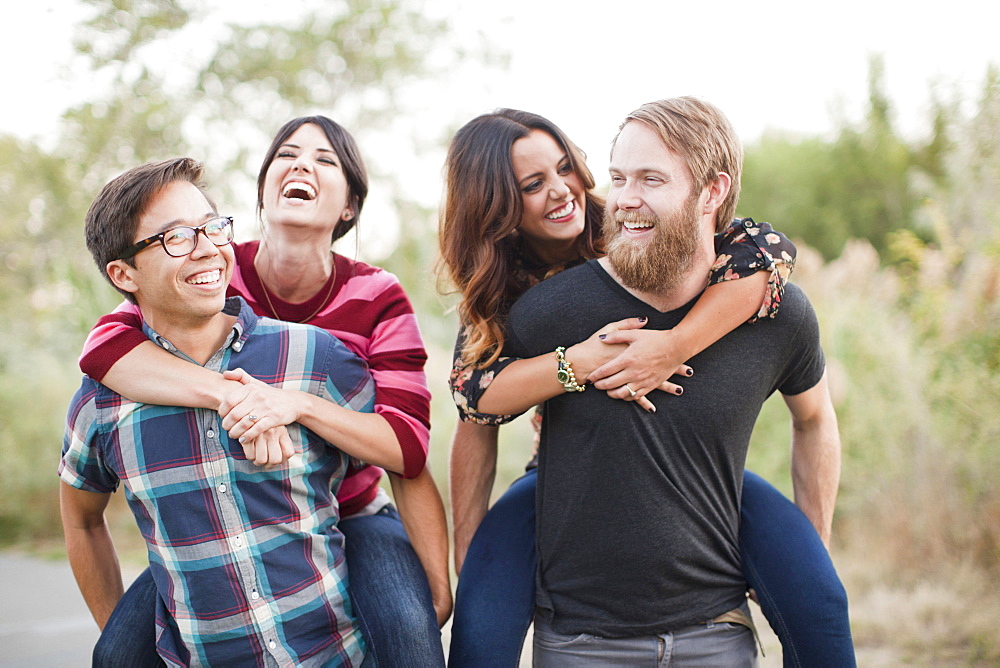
top-left (60, 158), bottom-right (374, 666)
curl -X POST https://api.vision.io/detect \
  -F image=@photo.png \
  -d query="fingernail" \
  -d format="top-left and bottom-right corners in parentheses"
top-left (599, 334), bottom-right (607, 340)
top-left (646, 405), bottom-right (656, 413)
top-left (638, 316), bottom-right (647, 323)
top-left (675, 387), bottom-right (683, 396)
top-left (239, 437), bottom-right (246, 443)
top-left (686, 368), bottom-right (694, 377)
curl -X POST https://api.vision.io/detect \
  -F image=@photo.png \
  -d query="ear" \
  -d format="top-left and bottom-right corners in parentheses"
top-left (700, 172), bottom-right (732, 217)
top-left (340, 208), bottom-right (354, 221)
top-left (106, 260), bottom-right (140, 297)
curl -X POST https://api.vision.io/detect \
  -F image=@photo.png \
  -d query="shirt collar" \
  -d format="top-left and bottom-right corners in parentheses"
top-left (142, 296), bottom-right (259, 360)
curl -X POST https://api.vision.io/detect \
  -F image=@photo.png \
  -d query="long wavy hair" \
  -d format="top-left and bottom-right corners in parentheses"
top-left (438, 109), bottom-right (605, 368)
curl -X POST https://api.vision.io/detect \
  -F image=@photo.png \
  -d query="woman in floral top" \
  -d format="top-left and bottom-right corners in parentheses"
top-left (439, 109), bottom-right (853, 667)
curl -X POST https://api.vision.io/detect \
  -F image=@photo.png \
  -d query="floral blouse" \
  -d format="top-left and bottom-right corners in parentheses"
top-left (450, 218), bottom-right (796, 428)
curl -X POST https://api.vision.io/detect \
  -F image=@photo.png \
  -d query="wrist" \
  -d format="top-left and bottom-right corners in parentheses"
top-left (554, 346), bottom-right (586, 392)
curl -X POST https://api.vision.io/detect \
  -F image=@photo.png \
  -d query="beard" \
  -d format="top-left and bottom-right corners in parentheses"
top-left (602, 194), bottom-right (703, 293)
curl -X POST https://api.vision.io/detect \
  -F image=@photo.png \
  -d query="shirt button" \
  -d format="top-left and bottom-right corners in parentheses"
top-left (161, 341), bottom-right (171, 350)
top-left (251, 590), bottom-right (260, 600)
top-left (233, 535), bottom-right (243, 548)
top-left (218, 483), bottom-right (227, 493)
top-left (207, 429), bottom-right (216, 439)
top-left (233, 341), bottom-right (243, 352)
top-left (268, 640), bottom-right (276, 650)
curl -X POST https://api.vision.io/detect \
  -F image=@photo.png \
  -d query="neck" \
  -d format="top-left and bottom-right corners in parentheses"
top-left (142, 310), bottom-right (236, 366)
top-left (254, 228), bottom-right (335, 303)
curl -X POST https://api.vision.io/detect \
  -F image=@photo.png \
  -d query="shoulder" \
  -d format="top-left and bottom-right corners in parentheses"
top-left (335, 254), bottom-right (409, 301)
top-left (511, 261), bottom-right (600, 314)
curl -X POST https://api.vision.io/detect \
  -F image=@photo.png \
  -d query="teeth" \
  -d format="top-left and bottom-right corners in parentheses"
top-left (283, 182), bottom-right (316, 200)
top-left (623, 220), bottom-right (654, 230)
top-left (188, 269), bottom-right (221, 285)
top-left (545, 201), bottom-right (575, 220)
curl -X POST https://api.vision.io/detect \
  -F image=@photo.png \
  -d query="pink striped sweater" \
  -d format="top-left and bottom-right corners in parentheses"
top-left (78, 240), bottom-right (431, 516)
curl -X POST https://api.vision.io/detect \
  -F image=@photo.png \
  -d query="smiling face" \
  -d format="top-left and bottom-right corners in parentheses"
top-left (603, 121), bottom-right (708, 293)
top-left (107, 180), bottom-right (235, 334)
top-left (510, 129), bottom-right (587, 264)
top-left (261, 122), bottom-right (354, 234)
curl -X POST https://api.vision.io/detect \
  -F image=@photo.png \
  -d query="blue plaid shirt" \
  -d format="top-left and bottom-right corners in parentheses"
top-left (60, 298), bottom-right (373, 667)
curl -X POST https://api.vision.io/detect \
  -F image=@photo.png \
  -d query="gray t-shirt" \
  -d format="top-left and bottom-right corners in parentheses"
top-left (505, 260), bottom-right (825, 637)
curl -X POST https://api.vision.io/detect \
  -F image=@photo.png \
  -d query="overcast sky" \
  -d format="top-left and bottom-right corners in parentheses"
top-left (3, 0), bottom-right (997, 245)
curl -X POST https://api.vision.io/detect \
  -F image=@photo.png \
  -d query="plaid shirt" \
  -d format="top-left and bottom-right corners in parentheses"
top-left (60, 298), bottom-right (374, 667)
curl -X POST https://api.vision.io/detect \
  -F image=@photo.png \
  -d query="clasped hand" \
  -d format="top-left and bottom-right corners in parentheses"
top-left (571, 317), bottom-right (693, 413)
top-left (218, 368), bottom-right (298, 466)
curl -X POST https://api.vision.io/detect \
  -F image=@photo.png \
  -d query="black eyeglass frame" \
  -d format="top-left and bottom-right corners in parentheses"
top-left (116, 216), bottom-right (235, 260)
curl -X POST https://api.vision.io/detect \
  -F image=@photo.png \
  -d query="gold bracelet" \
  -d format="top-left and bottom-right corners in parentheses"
top-left (555, 346), bottom-right (585, 392)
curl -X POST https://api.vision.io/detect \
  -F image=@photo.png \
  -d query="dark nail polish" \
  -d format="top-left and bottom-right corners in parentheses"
top-left (599, 334), bottom-right (607, 340)
top-left (675, 387), bottom-right (683, 395)
top-left (638, 316), bottom-right (647, 323)
top-left (686, 368), bottom-right (694, 377)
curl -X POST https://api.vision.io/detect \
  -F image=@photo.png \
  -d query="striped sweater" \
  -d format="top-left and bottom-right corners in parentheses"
top-left (78, 240), bottom-right (431, 516)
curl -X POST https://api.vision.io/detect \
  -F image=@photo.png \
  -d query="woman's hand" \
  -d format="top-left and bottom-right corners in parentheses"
top-left (583, 324), bottom-right (693, 411)
top-left (219, 369), bottom-right (297, 465)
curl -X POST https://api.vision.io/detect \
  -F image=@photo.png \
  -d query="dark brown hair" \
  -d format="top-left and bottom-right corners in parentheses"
top-left (438, 109), bottom-right (604, 367)
top-left (85, 157), bottom-right (210, 303)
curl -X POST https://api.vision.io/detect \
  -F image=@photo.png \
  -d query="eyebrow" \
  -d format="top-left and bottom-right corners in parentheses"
top-left (152, 212), bottom-right (218, 234)
top-left (279, 142), bottom-right (335, 155)
top-left (517, 154), bottom-right (570, 186)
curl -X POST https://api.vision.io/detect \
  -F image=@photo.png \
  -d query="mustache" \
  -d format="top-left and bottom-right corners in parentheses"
top-left (613, 210), bottom-right (659, 226)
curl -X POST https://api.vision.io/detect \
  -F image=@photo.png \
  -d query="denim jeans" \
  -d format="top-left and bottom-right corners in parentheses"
top-left (449, 469), bottom-right (855, 668)
top-left (341, 505), bottom-right (445, 667)
top-left (93, 505), bottom-right (442, 667)
top-left (532, 603), bottom-right (757, 667)
top-left (449, 469), bottom-right (538, 667)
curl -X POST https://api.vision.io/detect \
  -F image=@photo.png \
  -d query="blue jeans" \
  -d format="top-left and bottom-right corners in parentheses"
top-left (448, 469), bottom-right (855, 668)
top-left (93, 505), bottom-right (442, 667)
top-left (340, 505), bottom-right (444, 667)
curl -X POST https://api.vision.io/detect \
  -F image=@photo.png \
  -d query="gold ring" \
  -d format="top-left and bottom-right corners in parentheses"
top-left (625, 385), bottom-right (637, 398)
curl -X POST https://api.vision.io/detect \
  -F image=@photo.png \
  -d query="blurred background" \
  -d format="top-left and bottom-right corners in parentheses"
top-left (1, 0), bottom-right (998, 664)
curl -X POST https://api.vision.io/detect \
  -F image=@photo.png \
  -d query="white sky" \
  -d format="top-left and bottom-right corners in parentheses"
top-left (3, 0), bottom-right (998, 245)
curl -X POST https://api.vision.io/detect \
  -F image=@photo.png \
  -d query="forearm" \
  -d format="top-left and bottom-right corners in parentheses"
top-left (296, 393), bottom-right (405, 473)
top-left (671, 271), bottom-right (769, 358)
top-left (791, 418), bottom-right (841, 546)
top-left (786, 377), bottom-right (842, 546)
top-left (60, 486), bottom-right (122, 629)
top-left (387, 469), bottom-right (452, 626)
top-left (102, 341), bottom-right (237, 409)
top-left (449, 421), bottom-right (500, 573)
top-left (476, 354), bottom-right (564, 415)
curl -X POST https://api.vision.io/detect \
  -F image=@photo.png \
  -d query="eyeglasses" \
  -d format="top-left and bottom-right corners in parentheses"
top-left (117, 216), bottom-right (235, 260)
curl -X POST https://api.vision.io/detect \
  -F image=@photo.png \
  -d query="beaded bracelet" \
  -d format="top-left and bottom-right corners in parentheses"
top-left (554, 346), bottom-right (585, 392)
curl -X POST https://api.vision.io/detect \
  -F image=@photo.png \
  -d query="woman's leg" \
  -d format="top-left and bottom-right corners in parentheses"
top-left (340, 506), bottom-right (445, 668)
top-left (449, 468), bottom-right (537, 668)
top-left (740, 470), bottom-right (856, 667)
top-left (92, 567), bottom-right (165, 667)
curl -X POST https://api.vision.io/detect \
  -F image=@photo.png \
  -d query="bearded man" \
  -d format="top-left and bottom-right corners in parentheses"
top-left (501, 97), bottom-right (843, 666)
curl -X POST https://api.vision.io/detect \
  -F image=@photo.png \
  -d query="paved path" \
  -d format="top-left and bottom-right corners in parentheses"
top-left (0, 552), bottom-right (107, 666)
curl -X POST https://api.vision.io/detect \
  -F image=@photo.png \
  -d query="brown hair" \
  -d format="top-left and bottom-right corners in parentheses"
top-left (617, 97), bottom-right (743, 232)
top-left (438, 109), bottom-right (604, 367)
top-left (85, 157), bottom-right (210, 303)
top-left (256, 115), bottom-right (369, 244)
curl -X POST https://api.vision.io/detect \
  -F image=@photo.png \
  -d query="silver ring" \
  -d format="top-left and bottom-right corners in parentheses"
top-left (247, 414), bottom-right (259, 422)
top-left (625, 385), bottom-right (637, 398)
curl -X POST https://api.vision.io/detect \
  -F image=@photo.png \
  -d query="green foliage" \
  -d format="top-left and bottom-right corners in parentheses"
top-left (740, 55), bottom-right (932, 259)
